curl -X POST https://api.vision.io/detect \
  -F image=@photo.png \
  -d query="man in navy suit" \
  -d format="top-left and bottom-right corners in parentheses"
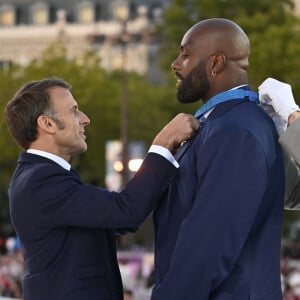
top-left (4, 78), bottom-right (199, 300)
top-left (151, 19), bottom-right (285, 299)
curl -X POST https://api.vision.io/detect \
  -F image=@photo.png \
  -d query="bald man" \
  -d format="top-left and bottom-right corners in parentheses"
top-left (151, 19), bottom-right (284, 299)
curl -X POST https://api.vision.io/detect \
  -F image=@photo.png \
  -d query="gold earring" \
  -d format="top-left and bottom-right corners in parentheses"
top-left (211, 71), bottom-right (217, 77)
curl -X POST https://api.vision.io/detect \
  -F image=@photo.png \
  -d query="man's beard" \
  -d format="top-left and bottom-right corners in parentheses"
top-left (177, 60), bottom-right (210, 104)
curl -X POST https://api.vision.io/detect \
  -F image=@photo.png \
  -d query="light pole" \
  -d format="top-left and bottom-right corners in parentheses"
top-left (113, 1), bottom-right (130, 189)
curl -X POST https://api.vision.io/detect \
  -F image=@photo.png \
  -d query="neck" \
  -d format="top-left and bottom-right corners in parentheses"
top-left (203, 82), bottom-right (248, 103)
top-left (29, 141), bottom-right (71, 162)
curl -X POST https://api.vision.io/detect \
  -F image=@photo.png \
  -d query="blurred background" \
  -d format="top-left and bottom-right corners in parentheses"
top-left (0, 0), bottom-right (300, 299)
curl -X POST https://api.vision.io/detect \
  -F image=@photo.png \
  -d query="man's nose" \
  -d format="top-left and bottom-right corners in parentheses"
top-left (171, 57), bottom-right (180, 70)
top-left (80, 111), bottom-right (90, 125)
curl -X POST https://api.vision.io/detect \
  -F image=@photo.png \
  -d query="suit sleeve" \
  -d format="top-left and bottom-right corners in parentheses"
top-left (279, 118), bottom-right (300, 209)
top-left (280, 118), bottom-right (300, 165)
top-left (25, 153), bottom-right (177, 230)
top-left (283, 151), bottom-right (300, 209)
top-left (151, 128), bottom-right (272, 300)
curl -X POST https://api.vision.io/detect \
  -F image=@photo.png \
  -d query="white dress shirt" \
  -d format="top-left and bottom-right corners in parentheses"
top-left (27, 149), bottom-right (71, 170)
top-left (27, 146), bottom-right (179, 170)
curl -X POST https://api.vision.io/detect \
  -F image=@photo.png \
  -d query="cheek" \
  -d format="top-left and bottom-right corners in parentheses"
top-left (182, 60), bottom-right (193, 72)
top-left (182, 59), bottom-right (189, 68)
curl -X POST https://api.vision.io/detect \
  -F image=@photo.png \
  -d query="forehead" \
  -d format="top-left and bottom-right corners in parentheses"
top-left (181, 27), bottom-right (212, 54)
top-left (48, 87), bottom-right (77, 111)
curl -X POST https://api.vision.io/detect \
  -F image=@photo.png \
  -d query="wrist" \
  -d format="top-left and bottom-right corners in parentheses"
top-left (152, 136), bottom-right (176, 154)
top-left (288, 110), bottom-right (300, 126)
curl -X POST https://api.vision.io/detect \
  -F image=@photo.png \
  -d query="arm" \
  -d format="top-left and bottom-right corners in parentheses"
top-left (280, 115), bottom-right (300, 165)
top-left (283, 150), bottom-right (300, 209)
top-left (259, 78), bottom-right (300, 208)
top-left (32, 153), bottom-right (177, 229)
top-left (258, 78), bottom-right (300, 160)
top-left (19, 114), bottom-right (199, 231)
top-left (280, 115), bottom-right (300, 209)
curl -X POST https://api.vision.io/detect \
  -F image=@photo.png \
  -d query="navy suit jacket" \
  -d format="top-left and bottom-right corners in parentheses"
top-left (8, 152), bottom-right (177, 300)
top-left (152, 93), bottom-right (285, 299)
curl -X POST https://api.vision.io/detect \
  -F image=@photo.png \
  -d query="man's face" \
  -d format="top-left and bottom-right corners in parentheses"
top-left (176, 59), bottom-right (210, 103)
top-left (172, 29), bottom-right (210, 103)
top-left (49, 87), bottom-right (90, 161)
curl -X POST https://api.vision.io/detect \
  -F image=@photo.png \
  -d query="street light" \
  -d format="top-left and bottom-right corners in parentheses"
top-left (112, 0), bottom-right (130, 189)
top-left (105, 140), bottom-right (145, 191)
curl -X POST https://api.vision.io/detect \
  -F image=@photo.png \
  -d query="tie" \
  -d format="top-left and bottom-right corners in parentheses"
top-left (199, 116), bottom-right (207, 127)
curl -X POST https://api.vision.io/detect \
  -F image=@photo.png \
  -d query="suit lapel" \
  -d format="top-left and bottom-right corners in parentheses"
top-left (207, 98), bottom-right (248, 121)
top-left (175, 131), bottom-right (200, 161)
top-left (175, 98), bottom-right (249, 162)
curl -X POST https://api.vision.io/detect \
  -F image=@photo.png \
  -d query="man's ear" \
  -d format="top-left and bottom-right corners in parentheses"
top-left (37, 115), bottom-right (56, 133)
top-left (209, 52), bottom-right (226, 76)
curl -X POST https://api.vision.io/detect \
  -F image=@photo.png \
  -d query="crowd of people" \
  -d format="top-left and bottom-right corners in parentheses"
top-left (2, 240), bottom-right (300, 300)
top-left (0, 239), bottom-right (23, 299)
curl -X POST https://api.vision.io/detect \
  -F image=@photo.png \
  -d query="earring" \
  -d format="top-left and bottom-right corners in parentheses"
top-left (211, 70), bottom-right (217, 77)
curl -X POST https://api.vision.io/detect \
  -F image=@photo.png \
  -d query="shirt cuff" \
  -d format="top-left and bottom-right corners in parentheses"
top-left (148, 145), bottom-right (179, 168)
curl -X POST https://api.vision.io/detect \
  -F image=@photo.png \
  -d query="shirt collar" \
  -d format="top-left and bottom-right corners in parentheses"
top-left (26, 149), bottom-right (71, 171)
top-left (203, 84), bottom-right (248, 118)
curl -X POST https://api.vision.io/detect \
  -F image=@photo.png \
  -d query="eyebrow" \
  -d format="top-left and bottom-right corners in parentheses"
top-left (180, 42), bottom-right (192, 52)
top-left (180, 44), bottom-right (188, 50)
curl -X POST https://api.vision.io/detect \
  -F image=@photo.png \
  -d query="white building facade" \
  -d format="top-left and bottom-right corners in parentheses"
top-left (0, 0), bottom-right (167, 82)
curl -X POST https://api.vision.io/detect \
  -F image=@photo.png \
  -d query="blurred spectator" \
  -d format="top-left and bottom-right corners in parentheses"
top-left (3, 241), bottom-right (300, 299)
top-left (284, 283), bottom-right (300, 300)
top-left (285, 268), bottom-right (300, 299)
top-left (124, 288), bottom-right (134, 300)
top-left (0, 239), bottom-right (24, 298)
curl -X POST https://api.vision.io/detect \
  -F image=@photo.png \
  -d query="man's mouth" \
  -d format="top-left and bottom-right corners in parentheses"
top-left (175, 73), bottom-right (183, 88)
top-left (79, 132), bottom-right (86, 139)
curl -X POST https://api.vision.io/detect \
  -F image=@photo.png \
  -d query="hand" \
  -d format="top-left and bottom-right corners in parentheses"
top-left (258, 77), bottom-right (299, 123)
top-left (152, 113), bottom-right (199, 154)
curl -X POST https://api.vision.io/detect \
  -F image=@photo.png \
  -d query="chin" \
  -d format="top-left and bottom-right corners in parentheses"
top-left (81, 145), bottom-right (88, 153)
top-left (177, 91), bottom-right (200, 104)
top-left (75, 145), bottom-right (88, 154)
top-left (177, 97), bottom-right (199, 104)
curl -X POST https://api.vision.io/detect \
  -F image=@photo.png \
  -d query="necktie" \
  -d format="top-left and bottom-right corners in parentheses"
top-left (199, 116), bottom-right (207, 127)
